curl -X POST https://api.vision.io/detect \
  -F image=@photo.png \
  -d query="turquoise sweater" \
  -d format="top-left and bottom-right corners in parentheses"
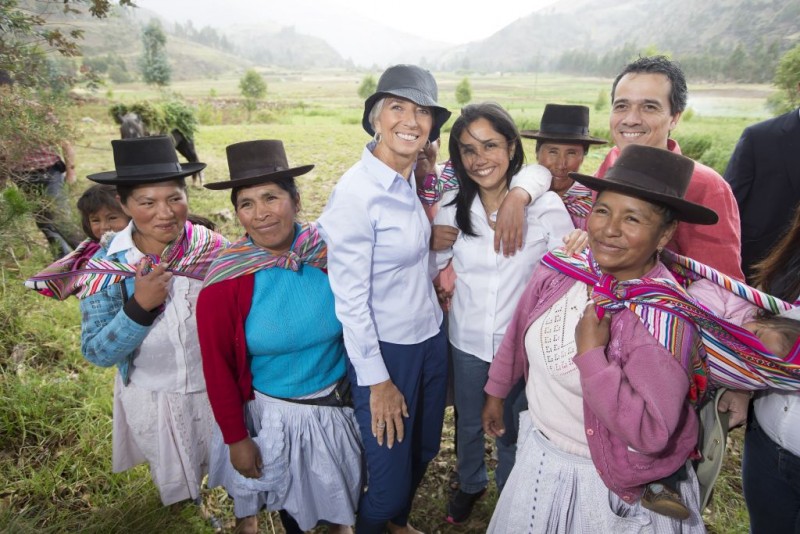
top-left (246, 264), bottom-right (346, 398)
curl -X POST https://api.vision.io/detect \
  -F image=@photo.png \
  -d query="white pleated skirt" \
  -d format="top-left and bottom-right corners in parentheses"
top-left (488, 411), bottom-right (707, 534)
top-left (207, 390), bottom-right (363, 531)
top-left (111, 374), bottom-right (213, 506)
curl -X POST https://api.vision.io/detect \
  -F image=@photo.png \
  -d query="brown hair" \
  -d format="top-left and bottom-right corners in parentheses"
top-left (750, 203), bottom-right (800, 302)
top-left (753, 313), bottom-right (800, 357)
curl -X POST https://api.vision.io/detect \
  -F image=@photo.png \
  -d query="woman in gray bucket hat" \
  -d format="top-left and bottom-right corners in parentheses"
top-left (317, 64), bottom-right (450, 533)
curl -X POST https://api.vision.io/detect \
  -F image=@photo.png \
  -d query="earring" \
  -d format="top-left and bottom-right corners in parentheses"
top-left (373, 132), bottom-right (382, 144)
top-left (656, 246), bottom-right (663, 261)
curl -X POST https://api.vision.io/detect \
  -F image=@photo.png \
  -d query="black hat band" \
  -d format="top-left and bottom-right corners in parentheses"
top-left (540, 122), bottom-right (590, 136)
top-left (234, 165), bottom-right (288, 180)
top-left (117, 162), bottom-right (183, 177)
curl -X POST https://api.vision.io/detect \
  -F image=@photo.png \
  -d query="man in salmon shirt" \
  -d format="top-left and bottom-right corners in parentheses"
top-left (596, 55), bottom-right (744, 281)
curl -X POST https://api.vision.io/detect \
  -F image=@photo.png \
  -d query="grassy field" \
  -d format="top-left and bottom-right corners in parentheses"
top-left (0, 71), bottom-right (773, 533)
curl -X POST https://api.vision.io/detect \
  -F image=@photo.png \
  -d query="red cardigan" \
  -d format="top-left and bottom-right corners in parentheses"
top-left (196, 275), bottom-right (255, 444)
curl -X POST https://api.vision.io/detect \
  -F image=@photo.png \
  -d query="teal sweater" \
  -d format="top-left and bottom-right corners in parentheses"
top-left (246, 264), bottom-right (346, 398)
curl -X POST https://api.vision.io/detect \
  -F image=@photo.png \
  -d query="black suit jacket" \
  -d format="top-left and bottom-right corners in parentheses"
top-left (724, 108), bottom-right (800, 280)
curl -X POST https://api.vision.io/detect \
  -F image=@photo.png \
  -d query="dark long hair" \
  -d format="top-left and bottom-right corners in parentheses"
top-left (447, 102), bottom-right (525, 237)
top-left (76, 184), bottom-right (124, 240)
top-left (750, 203), bottom-right (800, 302)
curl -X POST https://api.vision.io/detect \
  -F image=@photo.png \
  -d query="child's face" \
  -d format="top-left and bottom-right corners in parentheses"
top-left (743, 321), bottom-right (788, 357)
top-left (89, 206), bottom-right (129, 240)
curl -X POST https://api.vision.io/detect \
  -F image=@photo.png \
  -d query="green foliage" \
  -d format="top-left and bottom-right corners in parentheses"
top-left (766, 90), bottom-right (793, 115)
top-left (455, 77), bottom-right (472, 106)
top-left (0, 0), bottom-right (133, 89)
top-left (239, 69), bottom-right (266, 121)
top-left (774, 43), bottom-right (800, 109)
top-left (682, 107), bottom-right (696, 122)
top-left (675, 133), bottom-right (713, 161)
top-left (109, 100), bottom-right (198, 139)
top-left (357, 74), bottom-right (377, 99)
top-left (139, 20), bottom-right (171, 87)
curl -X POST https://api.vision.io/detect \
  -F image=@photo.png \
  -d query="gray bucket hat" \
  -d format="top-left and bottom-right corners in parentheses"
top-left (362, 64), bottom-right (451, 142)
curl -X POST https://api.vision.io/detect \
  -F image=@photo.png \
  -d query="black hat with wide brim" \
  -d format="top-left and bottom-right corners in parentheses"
top-left (569, 144), bottom-right (718, 225)
top-left (362, 64), bottom-right (452, 142)
top-left (87, 136), bottom-right (206, 185)
top-left (520, 104), bottom-right (607, 145)
top-left (204, 140), bottom-right (314, 190)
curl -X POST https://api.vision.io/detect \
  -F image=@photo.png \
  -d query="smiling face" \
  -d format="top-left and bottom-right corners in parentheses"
top-left (536, 142), bottom-right (586, 196)
top-left (120, 181), bottom-right (188, 253)
top-left (88, 206), bottom-right (130, 240)
top-left (587, 190), bottom-right (676, 281)
top-left (457, 117), bottom-right (514, 196)
top-left (372, 97), bottom-right (433, 176)
top-left (610, 73), bottom-right (681, 150)
top-left (235, 182), bottom-right (299, 254)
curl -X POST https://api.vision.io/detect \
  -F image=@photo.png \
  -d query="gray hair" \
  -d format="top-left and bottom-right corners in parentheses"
top-left (367, 97), bottom-right (386, 132)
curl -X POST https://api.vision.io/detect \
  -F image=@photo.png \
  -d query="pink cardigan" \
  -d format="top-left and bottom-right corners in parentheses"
top-left (486, 262), bottom-right (700, 503)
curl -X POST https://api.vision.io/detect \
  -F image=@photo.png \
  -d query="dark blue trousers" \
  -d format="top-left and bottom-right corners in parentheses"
top-left (743, 416), bottom-right (800, 534)
top-left (349, 326), bottom-right (448, 534)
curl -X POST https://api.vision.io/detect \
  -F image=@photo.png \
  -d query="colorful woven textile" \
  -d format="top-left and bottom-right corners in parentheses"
top-left (25, 222), bottom-right (226, 300)
top-left (417, 160), bottom-right (459, 206)
top-left (561, 183), bottom-right (593, 220)
top-left (543, 248), bottom-right (800, 391)
top-left (203, 222), bottom-right (327, 287)
top-left (543, 248), bottom-right (709, 403)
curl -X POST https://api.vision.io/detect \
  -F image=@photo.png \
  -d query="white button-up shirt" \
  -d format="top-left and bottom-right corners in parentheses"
top-left (317, 145), bottom-right (442, 386)
top-left (755, 391), bottom-right (800, 457)
top-left (432, 188), bottom-right (573, 361)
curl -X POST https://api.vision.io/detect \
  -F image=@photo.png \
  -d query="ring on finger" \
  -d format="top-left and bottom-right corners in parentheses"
top-left (377, 421), bottom-right (386, 428)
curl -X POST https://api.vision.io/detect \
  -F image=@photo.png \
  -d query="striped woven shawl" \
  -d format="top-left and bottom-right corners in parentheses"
top-left (202, 222), bottom-right (327, 287)
top-left (543, 248), bottom-right (800, 392)
top-left (25, 222), bottom-right (227, 300)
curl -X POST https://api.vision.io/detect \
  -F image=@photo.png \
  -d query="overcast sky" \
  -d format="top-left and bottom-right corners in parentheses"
top-left (133, 0), bottom-right (561, 44)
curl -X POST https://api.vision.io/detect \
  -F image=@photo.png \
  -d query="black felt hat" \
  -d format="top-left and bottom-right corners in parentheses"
top-left (520, 104), bottom-right (607, 145)
top-left (87, 136), bottom-right (206, 185)
top-left (362, 64), bottom-right (451, 142)
top-left (569, 144), bottom-right (718, 225)
top-left (204, 140), bottom-right (314, 190)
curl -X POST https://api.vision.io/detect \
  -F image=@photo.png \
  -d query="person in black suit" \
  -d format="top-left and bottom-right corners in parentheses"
top-left (724, 99), bottom-right (800, 282)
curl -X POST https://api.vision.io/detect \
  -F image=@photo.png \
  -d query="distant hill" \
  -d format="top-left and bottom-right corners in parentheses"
top-left (224, 25), bottom-right (347, 69)
top-left (435, 0), bottom-right (800, 81)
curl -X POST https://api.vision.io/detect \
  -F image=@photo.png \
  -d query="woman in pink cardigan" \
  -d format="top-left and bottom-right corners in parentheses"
top-left (482, 145), bottom-right (717, 533)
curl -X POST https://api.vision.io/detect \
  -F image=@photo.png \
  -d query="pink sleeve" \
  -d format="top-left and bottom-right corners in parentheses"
top-left (575, 314), bottom-right (694, 455)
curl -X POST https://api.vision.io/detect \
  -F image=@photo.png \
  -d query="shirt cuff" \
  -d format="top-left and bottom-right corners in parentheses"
top-left (123, 297), bottom-right (161, 326)
top-left (572, 346), bottom-right (609, 377)
top-left (349, 355), bottom-right (391, 387)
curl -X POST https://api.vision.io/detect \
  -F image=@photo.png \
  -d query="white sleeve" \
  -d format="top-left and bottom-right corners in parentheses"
top-left (509, 164), bottom-right (552, 206)
top-left (533, 192), bottom-right (575, 251)
top-left (317, 187), bottom-right (389, 386)
top-left (430, 191), bottom-right (457, 271)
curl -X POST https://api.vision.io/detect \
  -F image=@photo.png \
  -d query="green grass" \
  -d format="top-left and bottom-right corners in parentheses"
top-left (2, 70), bottom-right (768, 532)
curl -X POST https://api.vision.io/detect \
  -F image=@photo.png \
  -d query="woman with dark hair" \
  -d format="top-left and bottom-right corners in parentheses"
top-left (78, 136), bottom-right (228, 506)
top-left (432, 102), bottom-right (573, 523)
top-left (197, 140), bottom-right (361, 534)
top-left (483, 145), bottom-right (716, 533)
top-left (317, 64), bottom-right (450, 534)
top-left (742, 203), bottom-right (800, 534)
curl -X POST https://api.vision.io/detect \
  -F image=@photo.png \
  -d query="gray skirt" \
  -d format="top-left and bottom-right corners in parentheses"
top-left (208, 390), bottom-right (363, 530)
top-left (488, 411), bottom-right (706, 534)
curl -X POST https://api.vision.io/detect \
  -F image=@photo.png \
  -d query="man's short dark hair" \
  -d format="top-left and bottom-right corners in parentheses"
top-left (611, 56), bottom-right (687, 115)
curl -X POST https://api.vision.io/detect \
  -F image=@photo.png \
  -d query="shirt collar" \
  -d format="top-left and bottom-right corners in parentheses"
top-left (361, 141), bottom-right (413, 191)
top-left (106, 220), bottom-right (136, 256)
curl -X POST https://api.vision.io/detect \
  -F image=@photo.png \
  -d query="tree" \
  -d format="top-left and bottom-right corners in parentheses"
top-left (140, 20), bottom-right (171, 87)
top-left (455, 77), bottom-right (472, 106)
top-left (774, 43), bottom-right (800, 111)
top-left (357, 74), bottom-right (376, 99)
top-left (1, 0), bottom-right (133, 87)
top-left (239, 69), bottom-right (267, 121)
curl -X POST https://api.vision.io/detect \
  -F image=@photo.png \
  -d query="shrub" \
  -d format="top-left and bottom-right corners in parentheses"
top-left (675, 133), bottom-right (712, 161)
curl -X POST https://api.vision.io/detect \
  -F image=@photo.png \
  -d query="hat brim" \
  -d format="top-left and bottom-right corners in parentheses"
top-left (203, 165), bottom-right (315, 190)
top-left (87, 162), bottom-right (207, 185)
top-left (520, 130), bottom-right (607, 145)
top-left (569, 171), bottom-right (719, 225)
top-left (362, 90), bottom-right (451, 140)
